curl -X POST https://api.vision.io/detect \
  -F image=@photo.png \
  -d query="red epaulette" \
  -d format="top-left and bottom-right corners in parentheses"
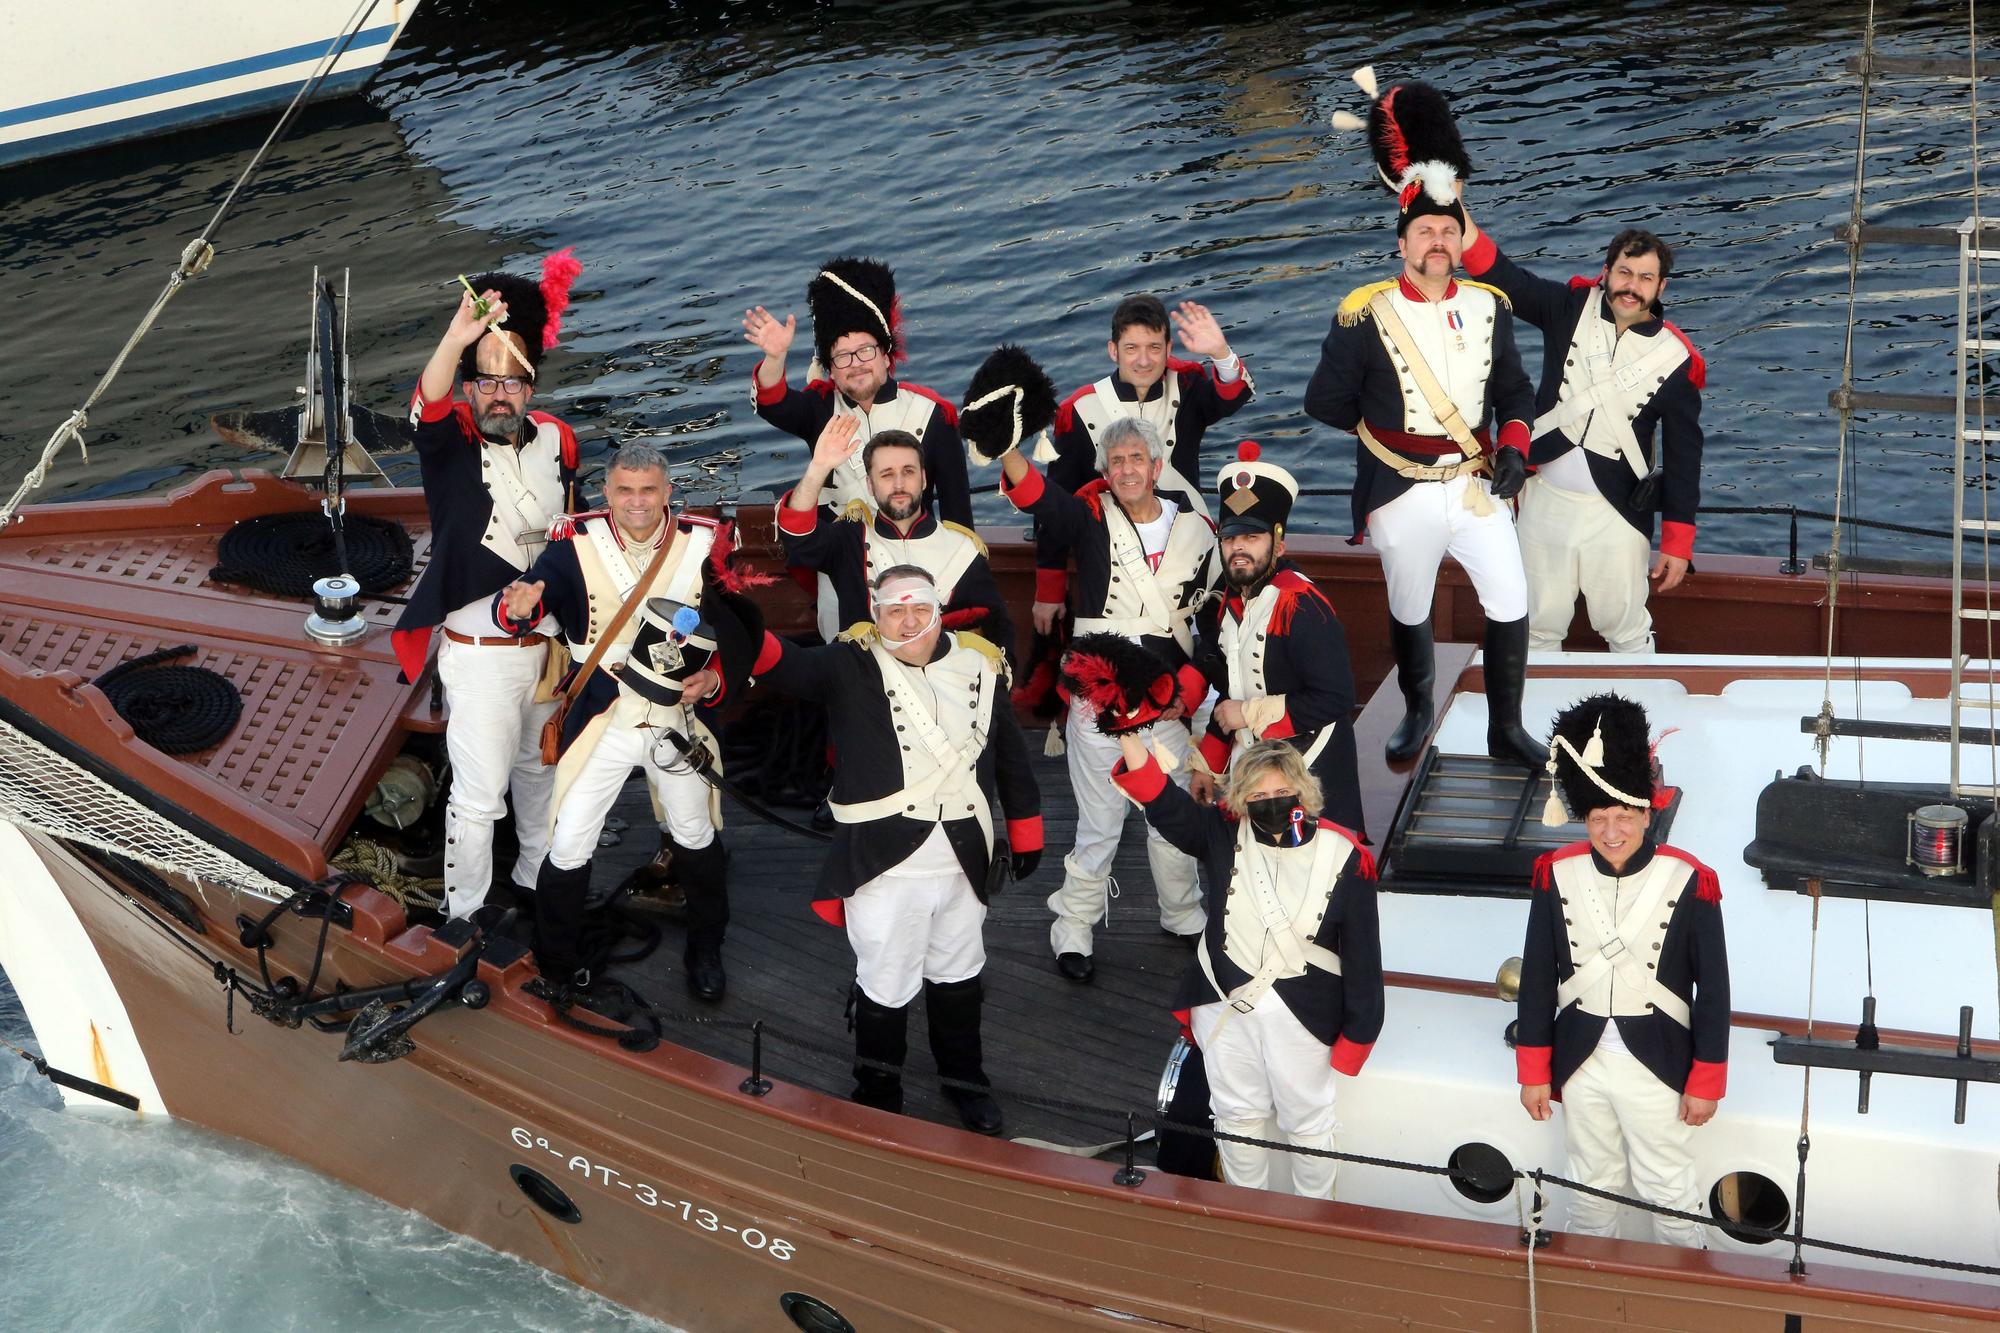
top-left (1076, 477), bottom-right (1109, 520)
top-left (527, 410), bottom-right (579, 469)
top-left (1662, 320), bottom-right (1707, 391)
top-left (547, 509), bottom-right (608, 542)
top-left (1532, 841), bottom-right (1591, 891)
top-left (1656, 844), bottom-right (1721, 902)
top-left (899, 381), bottom-right (960, 427)
top-left (1167, 355), bottom-right (1204, 378)
top-left (1052, 382), bottom-right (1096, 434)
top-left (1320, 820), bottom-right (1376, 879)
top-left (805, 378), bottom-right (836, 399)
top-left (702, 517), bottom-right (775, 593)
top-left (1269, 569), bottom-right (1336, 634)
top-left (1568, 274), bottom-right (1599, 290)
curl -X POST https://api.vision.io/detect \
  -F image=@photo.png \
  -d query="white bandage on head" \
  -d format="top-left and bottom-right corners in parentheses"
top-left (872, 574), bottom-right (941, 647)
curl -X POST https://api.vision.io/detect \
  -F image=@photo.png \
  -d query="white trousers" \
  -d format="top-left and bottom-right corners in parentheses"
top-left (439, 638), bottom-right (557, 919)
top-left (1049, 700), bottom-right (1204, 956)
top-left (1518, 478), bottom-right (1655, 653)
top-left (546, 723), bottom-right (716, 872)
top-left (1369, 473), bottom-right (1529, 626)
top-left (1191, 996), bottom-right (1339, 1200)
top-left (1560, 1041), bottom-right (1705, 1248)
top-left (845, 868), bottom-right (987, 1008)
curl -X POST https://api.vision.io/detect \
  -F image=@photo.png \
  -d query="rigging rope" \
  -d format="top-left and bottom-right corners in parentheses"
top-left (0, 0), bottom-right (388, 527)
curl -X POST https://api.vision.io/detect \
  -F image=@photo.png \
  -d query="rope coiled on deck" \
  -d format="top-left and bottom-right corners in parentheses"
top-left (208, 511), bottom-right (413, 597)
top-left (94, 644), bottom-right (241, 754)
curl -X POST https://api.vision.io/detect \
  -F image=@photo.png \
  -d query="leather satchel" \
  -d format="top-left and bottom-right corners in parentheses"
top-left (537, 532), bottom-right (677, 766)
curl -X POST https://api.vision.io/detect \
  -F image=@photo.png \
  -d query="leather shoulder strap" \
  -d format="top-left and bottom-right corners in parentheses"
top-left (564, 533), bottom-right (676, 704)
top-left (1366, 291), bottom-right (1483, 460)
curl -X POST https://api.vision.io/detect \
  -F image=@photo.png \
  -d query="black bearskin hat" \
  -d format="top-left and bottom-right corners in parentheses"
top-left (457, 273), bottom-right (549, 382)
top-left (807, 256), bottom-right (901, 367)
top-left (1060, 633), bottom-right (1178, 736)
top-left (1367, 81), bottom-right (1472, 235)
top-left (961, 344), bottom-right (1058, 461)
top-left (1542, 692), bottom-right (1655, 825)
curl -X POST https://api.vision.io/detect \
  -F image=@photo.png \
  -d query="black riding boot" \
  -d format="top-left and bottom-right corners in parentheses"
top-left (675, 838), bottom-right (731, 1001)
top-left (1384, 618), bottom-right (1436, 764)
top-left (529, 858), bottom-right (596, 990)
top-left (1484, 615), bottom-right (1550, 769)
top-left (925, 976), bottom-right (1003, 1136)
top-left (850, 988), bottom-right (908, 1114)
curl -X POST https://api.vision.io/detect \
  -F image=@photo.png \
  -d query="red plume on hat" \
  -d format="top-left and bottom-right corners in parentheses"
top-left (1060, 633), bottom-right (1178, 736)
top-left (539, 248), bottom-right (582, 351)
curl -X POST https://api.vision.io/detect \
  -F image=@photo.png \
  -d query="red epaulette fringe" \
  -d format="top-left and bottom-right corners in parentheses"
top-left (708, 520), bottom-right (776, 592)
top-left (1268, 574), bottom-right (1336, 634)
top-left (1532, 851), bottom-right (1557, 891)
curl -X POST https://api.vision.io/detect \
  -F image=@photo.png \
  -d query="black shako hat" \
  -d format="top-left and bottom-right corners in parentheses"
top-left (1366, 79), bottom-right (1472, 236)
top-left (456, 249), bottom-right (582, 382)
top-left (961, 344), bottom-right (1058, 461)
top-left (1541, 692), bottom-right (1655, 826)
top-left (1061, 633), bottom-right (1178, 736)
top-left (1215, 441), bottom-right (1298, 538)
top-left (807, 255), bottom-right (901, 369)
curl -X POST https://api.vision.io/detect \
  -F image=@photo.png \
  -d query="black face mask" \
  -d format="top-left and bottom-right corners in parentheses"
top-left (1245, 795), bottom-right (1306, 841)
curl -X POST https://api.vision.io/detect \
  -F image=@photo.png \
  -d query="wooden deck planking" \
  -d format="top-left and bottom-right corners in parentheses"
top-left (580, 746), bottom-right (1197, 1155)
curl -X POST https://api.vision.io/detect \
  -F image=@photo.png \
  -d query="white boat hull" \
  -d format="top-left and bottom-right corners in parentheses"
top-left (0, 1), bottom-right (422, 167)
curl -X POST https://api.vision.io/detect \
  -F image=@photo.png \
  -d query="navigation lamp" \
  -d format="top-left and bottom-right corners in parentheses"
top-left (1906, 804), bottom-right (1970, 877)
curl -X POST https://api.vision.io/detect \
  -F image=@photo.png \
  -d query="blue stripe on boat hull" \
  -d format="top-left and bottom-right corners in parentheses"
top-left (0, 68), bottom-right (379, 169)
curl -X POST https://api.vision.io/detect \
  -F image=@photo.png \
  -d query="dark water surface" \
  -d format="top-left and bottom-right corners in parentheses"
top-left (0, 3), bottom-right (1992, 1328)
top-left (0, 0), bottom-right (1991, 549)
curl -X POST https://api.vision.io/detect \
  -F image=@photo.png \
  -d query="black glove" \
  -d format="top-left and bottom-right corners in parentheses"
top-left (1625, 467), bottom-right (1663, 515)
top-left (1489, 446), bottom-right (1527, 501)
top-left (1010, 847), bottom-right (1042, 880)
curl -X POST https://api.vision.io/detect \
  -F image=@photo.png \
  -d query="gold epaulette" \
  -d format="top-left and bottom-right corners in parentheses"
top-left (1336, 280), bottom-right (1399, 327)
top-left (838, 498), bottom-right (875, 524)
top-left (837, 621), bottom-right (879, 645)
top-left (939, 519), bottom-right (989, 557)
top-left (952, 630), bottom-right (1011, 687)
top-left (1459, 279), bottom-right (1514, 310)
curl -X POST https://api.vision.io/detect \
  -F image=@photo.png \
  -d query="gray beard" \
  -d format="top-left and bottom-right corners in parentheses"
top-left (475, 406), bottom-right (523, 442)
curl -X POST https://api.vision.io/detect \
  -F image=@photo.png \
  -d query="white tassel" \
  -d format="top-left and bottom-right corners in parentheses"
top-left (1044, 724), bottom-right (1065, 757)
top-left (1031, 429), bottom-right (1059, 464)
top-left (1330, 109), bottom-right (1366, 132)
top-left (1353, 65), bottom-right (1378, 98)
top-left (1540, 754), bottom-right (1566, 827)
top-left (1581, 721), bottom-right (1604, 769)
top-left (1151, 736), bottom-right (1180, 774)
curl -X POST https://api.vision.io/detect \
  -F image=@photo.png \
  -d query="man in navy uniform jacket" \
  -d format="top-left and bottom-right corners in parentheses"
top-left (748, 565), bottom-right (1041, 1136)
top-left (1460, 209), bottom-right (1705, 654)
top-left (392, 256), bottom-right (583, 922)
top-left (1517, 692), bottom-right (1729, 1248)
top-left (495, 443), bottom-right (759, 1002)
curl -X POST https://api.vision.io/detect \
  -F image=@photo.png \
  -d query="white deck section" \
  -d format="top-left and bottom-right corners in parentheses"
top-left (1391, 653), bottom-right (2000, 1042)
top-left (1352, 656), bottom-right (2000, 1272)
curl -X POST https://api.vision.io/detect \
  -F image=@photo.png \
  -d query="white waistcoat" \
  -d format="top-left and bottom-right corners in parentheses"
top-left (1074, 499), bottom-right (1216, 655)
top-left (1371, 284), bottom-right (1499, 435)
top-left (1551, 852), bottom-right (1693, 1027)
top-left (570, 518), bottom-right (715, 668)
top-left (830, 634), bottom-right (998, 852)
top-left (860, 513), bottom-right (981, 602)
top-left (477, 417), bottom-right (566, 571)
top-left (1537, 307), bottom-right (1690, 475)
top-left (1071, 375), bottom-right (1214, 520)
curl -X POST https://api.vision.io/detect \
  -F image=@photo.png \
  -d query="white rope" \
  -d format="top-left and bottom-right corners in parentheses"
top-left (0, 0), bottom-right (384, 526)
top-left (1515, 1178), bottom-right (1543, 1333)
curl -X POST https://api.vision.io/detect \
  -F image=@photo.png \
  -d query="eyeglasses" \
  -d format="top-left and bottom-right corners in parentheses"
top-left (471, 376), bottom-right (531, 395)
top-left (829, 344), bottom-right (882, 369)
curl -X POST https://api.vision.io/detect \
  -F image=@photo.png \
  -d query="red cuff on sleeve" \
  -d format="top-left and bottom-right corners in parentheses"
top-left (1659, 520), bottom-right (1696, 562)
top-left (752, 630), bottom-right (785, 677)
top-left (1497, 419), bottom-right (1530, 453)
top-left (1111, 754), bottom-right (1169, 804)
top-left (494, 593), bottom-right (544, 635)
top-left (1330, 1037), bottom-right (1374, 1077)
top-left (1260, 710), bottom-right (1296, 741)
top-left (1001, 462), bottom-right (1047, 510)
top-left (1461, 229), bottom-right (1498, 276)
top-left (1006, 816), bottom-right (1044, 853)
top-left (1033, 567), bottom-right (1068, 604)
top-left (1174, 664), bottom-right (1208, 716)
top-left (410, 384), bottom-right (456, 424)
top-left (1198, 731), bottom-right (1231, 776)
top-left (1685, 1059), bottom-right (1727, 1101)
top-left (775, 493), bottom-right (818, 535)
top-left (1516, 1045), bottom-right (1553, 1086)
top-left (752, 370), bottom-right (788, 407)
top-left (811, 898), bottom-right (846, 927)
top-left (1213, 363), bottom-right (1249, 400)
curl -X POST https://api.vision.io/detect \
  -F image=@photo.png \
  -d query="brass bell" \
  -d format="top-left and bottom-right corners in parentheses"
top-left (1495, 955), bottom-right (1525, 1003)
